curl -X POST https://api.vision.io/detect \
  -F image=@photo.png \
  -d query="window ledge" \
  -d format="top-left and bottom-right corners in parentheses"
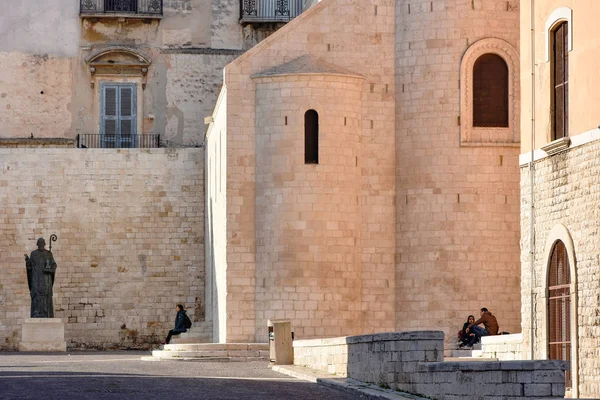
top-left (80, 13), bottom-right (162, 20)
top-left (541, 137), bottom-right (571, 156)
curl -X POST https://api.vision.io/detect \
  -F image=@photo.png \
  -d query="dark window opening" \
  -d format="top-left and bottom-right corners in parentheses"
top-left (305, 110), bottom-right (319, 164)
top-left (105, 0), bottom-right (138, 13)
top-left (553, 22), bottom-right (569, 140)
top-left (473, 53), bottom-right (509, 127)
top-left (547, 240), bottom-right (572, 389)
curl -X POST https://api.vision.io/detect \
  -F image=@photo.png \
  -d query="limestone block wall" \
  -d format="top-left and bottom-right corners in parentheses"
top-left (223, 0), bottom-right (396, 343)
top-left (479, 333), bottom-right (526, 361)
top-left (293, 336), bottom-right (350, 376)
top-left (0, 148), bottom-right (204, 350)
top-left (520, 138), bottom-right (600, 398)
top-left (395, 0), bottom-right (522, 339)
top-left (294, 331), bottom-right (567, 399)
top-left (162, 52), bottom-right (240, 145)
top-left (254, 74), bottom-right (364, 339)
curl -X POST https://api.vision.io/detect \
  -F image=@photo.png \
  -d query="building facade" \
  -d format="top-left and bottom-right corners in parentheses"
top-left (0, 0), bottom-right (304, 350)
top-left (206, 0), bottom-right (522, 345)
top-left (520, 1), bottom-right (600, 397)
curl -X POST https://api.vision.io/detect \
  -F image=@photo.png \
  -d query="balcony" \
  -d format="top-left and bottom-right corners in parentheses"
top-left (240, 0), bottom-right (303, 24)
top-left (77, 134), bottom-right (161, 149)
top-left (80, 0), bottom-right (163, 19)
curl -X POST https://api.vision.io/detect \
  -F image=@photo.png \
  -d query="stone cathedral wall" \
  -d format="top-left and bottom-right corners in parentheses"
top-left (223, 0), bottom-right (397, 342)
top-left (254, 75), bottom-right (364, 338)
top-left (0, 148), bottom-right (204, 350)
top-left (394, 0), bottom-right (522, 338)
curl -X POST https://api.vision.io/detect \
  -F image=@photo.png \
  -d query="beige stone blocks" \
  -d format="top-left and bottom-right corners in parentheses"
top-left (221, 0), bottom-right (397, 343)
top-left (395, 0), bottom-right (521, 340)
top-left (0, 148), bottom-right (204, 350)
top-left (520, 139), bottom-right (600, 397)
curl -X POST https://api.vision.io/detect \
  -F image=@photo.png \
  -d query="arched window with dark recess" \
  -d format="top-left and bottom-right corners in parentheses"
top-left (547, 240), bottom-right (572, 389)
top-left (305, 110), bottom-right (319, 164)
top-left (472, 53), bottom-right (509, 127)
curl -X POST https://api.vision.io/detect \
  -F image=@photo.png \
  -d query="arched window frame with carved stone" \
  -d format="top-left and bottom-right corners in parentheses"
top-left (460, 38), bottom-right (520, 147)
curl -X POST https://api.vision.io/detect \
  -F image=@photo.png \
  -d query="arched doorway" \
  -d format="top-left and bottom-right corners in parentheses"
top-left (547, 240), bottom-right (572, 388)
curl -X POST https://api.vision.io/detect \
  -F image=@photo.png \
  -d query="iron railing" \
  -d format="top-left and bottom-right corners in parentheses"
top-left (77, 134), bottom-right (161, 149)
top-left (80, 0), bottom-right (163, 16)
top-left (240, 0), bottom-right (303, 23)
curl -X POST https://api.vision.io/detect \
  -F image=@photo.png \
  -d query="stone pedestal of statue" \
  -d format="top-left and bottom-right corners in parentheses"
top-left (19, 318), bottom-right (66, 352)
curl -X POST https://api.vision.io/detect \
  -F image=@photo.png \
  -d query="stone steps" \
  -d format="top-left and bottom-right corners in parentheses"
top-left (444, 343), bottom-right (481, 358)
top-left (142, 343), bottom-right (269, 362)
top-left (170, 321), bottom-right (213, 344)
top-left (444, 357), bottom-right (498, 362)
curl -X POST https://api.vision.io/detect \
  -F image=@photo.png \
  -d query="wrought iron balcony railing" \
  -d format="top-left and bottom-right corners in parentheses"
top-left (240, 0), bottom-right (303, 23)
top-left (80, 0), bottom-right (163, 18)
top-left (77, 134), bottom-right (161, 149)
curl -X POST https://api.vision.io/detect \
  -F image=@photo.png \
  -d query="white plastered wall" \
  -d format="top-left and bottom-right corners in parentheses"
top-left (205, 86), bottom-right (228, 343)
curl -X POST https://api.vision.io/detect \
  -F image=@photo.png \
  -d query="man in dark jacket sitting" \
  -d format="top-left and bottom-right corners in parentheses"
top-left (162, 304), bottom-right (189, 344)
top-left (465, 307), bottom-right (499, 345)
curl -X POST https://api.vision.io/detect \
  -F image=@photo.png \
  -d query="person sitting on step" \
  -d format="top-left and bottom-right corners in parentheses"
top-left (465, 307), bottom-right (499, 347)
top-left (162, 304), bottom-right (191, 345)
top-left (459, 315), bottom-right (478, 349)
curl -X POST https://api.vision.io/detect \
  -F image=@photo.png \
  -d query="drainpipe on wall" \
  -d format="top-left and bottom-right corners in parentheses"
top-left (529, 0), bottom-right (536, 361)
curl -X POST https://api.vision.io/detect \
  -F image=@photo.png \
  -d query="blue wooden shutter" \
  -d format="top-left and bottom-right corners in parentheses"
top-left (101, 85), bottom-right (118, 148)
top-left (101, 83), bottom-right (137, 148)
top-left (119, 85), bottom-right (136, 148)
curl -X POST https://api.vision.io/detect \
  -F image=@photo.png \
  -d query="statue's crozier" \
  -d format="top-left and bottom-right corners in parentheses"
top-left (25, 238), bottom-right (57, 318)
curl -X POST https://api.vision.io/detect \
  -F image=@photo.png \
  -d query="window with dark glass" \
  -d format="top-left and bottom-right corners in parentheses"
top-left (473, 53), bottom-right (509, 127)
top-left (553, 22), bottom-right (569, 140)
top-left (304, 110), bottom-right (319, 164)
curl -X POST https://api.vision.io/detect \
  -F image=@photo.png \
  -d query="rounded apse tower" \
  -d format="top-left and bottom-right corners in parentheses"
top-left (394, 0), bottom-right (521, 337)
top-left (252, 62), bottom-right (365, 339)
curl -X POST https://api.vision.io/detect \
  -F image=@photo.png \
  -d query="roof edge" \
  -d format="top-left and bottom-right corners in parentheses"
top-left (225, 0), bottom-right (335, 71)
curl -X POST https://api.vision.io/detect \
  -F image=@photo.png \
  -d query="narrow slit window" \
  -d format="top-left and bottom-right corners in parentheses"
top-left (553, 22), bottom-right (569, 140)
top-left (305, 110), bottom-right (319, 164)
top-left (473, 53), bottom-right (509, 127)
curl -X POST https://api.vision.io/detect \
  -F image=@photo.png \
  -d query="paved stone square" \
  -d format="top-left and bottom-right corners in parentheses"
top-left (0, 352), bottom-right (363, 399)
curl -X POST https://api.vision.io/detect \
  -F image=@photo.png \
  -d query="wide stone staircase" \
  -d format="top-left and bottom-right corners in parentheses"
top-left (142, 321), bottom-right (270, 361)
top-left (144, 342), bottom-right (269, 361)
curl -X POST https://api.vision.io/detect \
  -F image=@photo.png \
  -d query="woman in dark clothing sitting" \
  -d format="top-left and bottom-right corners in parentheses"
top-left (162, 304), bottom-right (189, 345)
top-left (459, 315), bottom-right (478, 349)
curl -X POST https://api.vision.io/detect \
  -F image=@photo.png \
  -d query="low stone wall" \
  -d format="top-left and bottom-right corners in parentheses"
top-left (294, 336), bottom-right (350, 377)
top-left (408, 360), bottom-right (566, 399)
top-left (479, 333), bottom-right (526, 360)
top-left (293, 331), bottom-right (567, 399)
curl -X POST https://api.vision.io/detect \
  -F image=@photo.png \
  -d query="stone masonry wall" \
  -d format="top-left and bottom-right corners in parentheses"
top-left (224, 0), bottom-right (396, 343)
top-left (395, 0), bottom-right (522, 339)
top-left (0, 148), bottom-right (204, 350)
top-left (521, 138), bottom-right (600, 397)
top-left (253, 75), bottom-right (364, 339)
top-left (294, 331), bottom-right (567, 400)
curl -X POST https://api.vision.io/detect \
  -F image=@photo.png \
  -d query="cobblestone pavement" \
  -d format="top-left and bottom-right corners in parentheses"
top-left (0, 352), bottom-right (365, 400)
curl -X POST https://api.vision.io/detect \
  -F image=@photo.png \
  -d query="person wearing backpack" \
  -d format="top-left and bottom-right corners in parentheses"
top-left (162, 304), bottom-right (191, 344)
